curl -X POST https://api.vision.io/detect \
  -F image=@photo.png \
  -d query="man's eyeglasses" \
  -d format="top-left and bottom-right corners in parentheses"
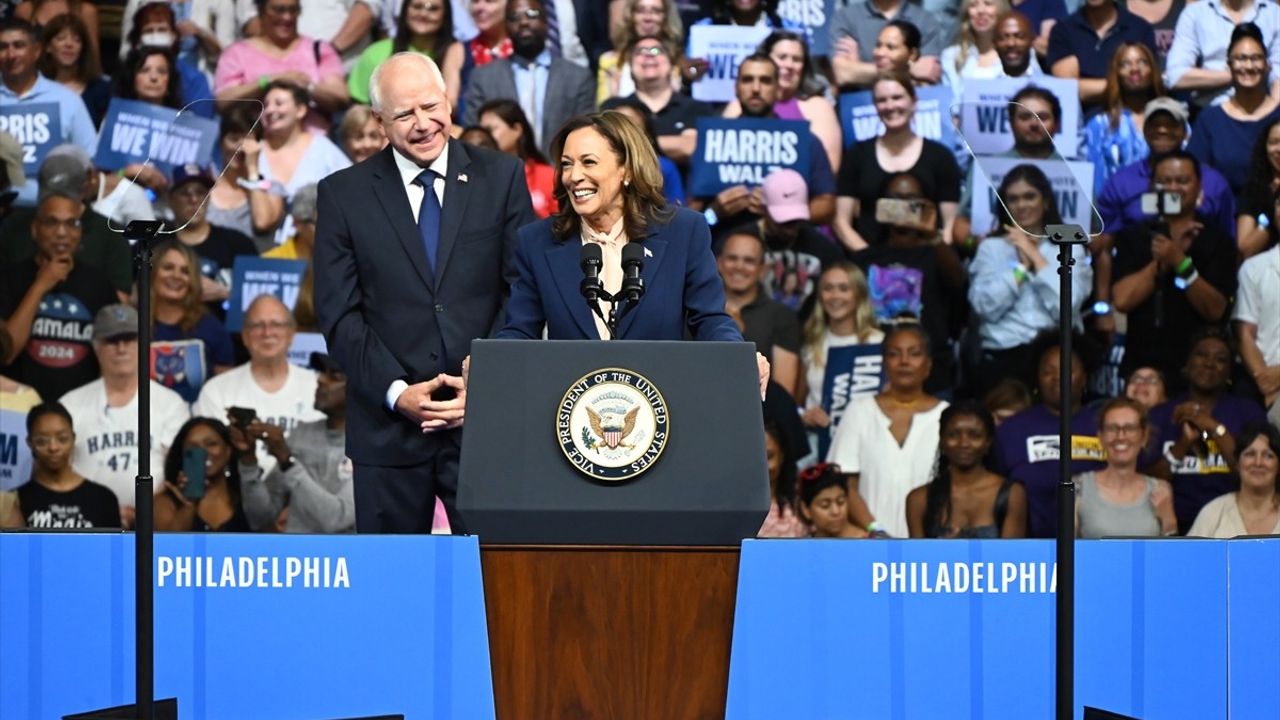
top-left (506, 8), bottom-right (543, 22)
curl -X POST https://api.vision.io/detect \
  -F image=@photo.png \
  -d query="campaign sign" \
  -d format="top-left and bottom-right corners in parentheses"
top-left (839, 85), bottom-right (958, 149)
top-left (959, 77), bottom-right (1082, 158)
top-left (728, 538), bottom-right (1232, 719)
top-left (777, 0), bottom-right (837, 56)
top-left (0, 407), bottom-right (33, 491)
top-left (288, 331), bottom-right (328, 367)
top-left (226, 256), bottom-right (309, 332)
top-left (151, 339), bottom-right (208, 404)
top-left (817, 343), bottom-right (883, 458)
top-left (93, 98), bottom-right (219, 175)
top-left (0, 103), bottom-right (62, 176)
top-left (0, 533), bottom-right (496, 719)
top-left (689, 117), bottom-right (811, 196)
top-left (970, 156), bottom-right (1095, 236)
top-left (688, 25), bottom-right (773, 103)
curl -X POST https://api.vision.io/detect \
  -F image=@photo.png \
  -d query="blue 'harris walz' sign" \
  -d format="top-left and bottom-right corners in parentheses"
top-left (689, 117), bottom-right (811, 196)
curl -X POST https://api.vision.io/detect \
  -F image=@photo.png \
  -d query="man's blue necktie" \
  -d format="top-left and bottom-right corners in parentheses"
top-left (414, 169), bottom-right (441, 273)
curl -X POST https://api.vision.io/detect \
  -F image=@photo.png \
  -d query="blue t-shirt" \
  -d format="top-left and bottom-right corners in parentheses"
top-left (1047, 6), bottom-right (1156, 81)
top-left (1012, 0), bottom-right (1069, 34)
top-left (153, 314), bottom-right (234, 403)
top-left (1186, 103), bottom-right (1280, 202)
top-left (995, 403), bottom-right (1106, 538)
top-left (1149, 394), bottom-right (1269, 533)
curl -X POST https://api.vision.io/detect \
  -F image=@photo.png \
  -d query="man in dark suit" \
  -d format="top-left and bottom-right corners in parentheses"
top-left (315, 52), bottom-right (536, 533)
top-left (462, 0), bottom-right (595, 159)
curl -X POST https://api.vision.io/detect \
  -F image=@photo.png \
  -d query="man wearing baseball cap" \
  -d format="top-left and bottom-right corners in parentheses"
top-left (755, 169), bottom-right (845, 312)
top-left (59, 304), bottom-right (191, 528)
top-left (168, 163), bottom-right (257, 319)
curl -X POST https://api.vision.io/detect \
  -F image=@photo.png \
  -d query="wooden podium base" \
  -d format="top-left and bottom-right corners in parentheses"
top-left (480, 545), bottom-right (740, 720)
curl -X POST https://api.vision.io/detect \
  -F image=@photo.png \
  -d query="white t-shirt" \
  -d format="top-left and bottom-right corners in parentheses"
top-left (802, 328), bottom-right (885, 411)
top-left (826, 395), bottom-right (949, 538)
top-left (193, 363), bottom-right (324, 474)
top-left (1234, 245), bottom-right (1280, 367)
top-left (93, 175), bottom-right (156, 229)
top-left (60, 379), bottom-right (191, 507)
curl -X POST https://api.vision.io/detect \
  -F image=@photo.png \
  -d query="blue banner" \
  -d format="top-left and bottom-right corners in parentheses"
top-left (1228, 539), bottom-right (1280, 719)
top-left (689, 117), bottom-right (812, 196)
top-left (0, 102), bottom-right (62, 176)
top-left (0, 407), bottom-right (33, 491)
top-left (93, 98), bottom-right (219, 174)
top-left (818, 343), bottom-right (884, 458)
top-left (839, 85), bottom-right (957, 149)
top-left (778, 0), bottom-right (836, 56)
top-left (728, 539), bottom-right (1236, 719)
top-left (0, 533), bottom-right (495, 719)
top-left (226, 256), bottom-right (309, 332)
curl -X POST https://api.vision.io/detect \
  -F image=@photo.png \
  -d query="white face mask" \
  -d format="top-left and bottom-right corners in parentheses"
top-left (140, 31), bottom-right (176, 48)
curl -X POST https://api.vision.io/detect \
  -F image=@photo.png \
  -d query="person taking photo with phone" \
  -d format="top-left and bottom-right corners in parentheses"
top-left (155, 417), bottom-right (250, 532)
top-left (1112, 149), bottom-right (1236, 392)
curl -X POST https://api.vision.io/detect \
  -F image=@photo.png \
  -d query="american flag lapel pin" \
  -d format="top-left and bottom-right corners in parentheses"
top-left (457, 173), bottom-right (468, 183)
top-left (644, 247), bottom-right (653, 258)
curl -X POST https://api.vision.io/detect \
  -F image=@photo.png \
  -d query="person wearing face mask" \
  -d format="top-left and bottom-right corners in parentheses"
top-left (120, 2), bottom-right (217, 118)
top-left (119, 0), bottom-right (235, 85)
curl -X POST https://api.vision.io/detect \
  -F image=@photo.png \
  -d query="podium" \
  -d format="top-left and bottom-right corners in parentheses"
top-left (459, 340), bottom-right (768, 718)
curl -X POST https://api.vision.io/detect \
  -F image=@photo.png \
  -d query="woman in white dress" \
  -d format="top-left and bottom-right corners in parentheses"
top-left (827, 321), bottom-right (948, 538)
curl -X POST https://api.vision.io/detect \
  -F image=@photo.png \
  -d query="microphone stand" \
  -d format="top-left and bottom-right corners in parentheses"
top-left (1046, 224), bottom-right (1088, 720)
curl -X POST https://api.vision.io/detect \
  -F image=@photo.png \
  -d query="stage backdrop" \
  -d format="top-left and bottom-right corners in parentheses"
top-left (0, 533), bottom-right (494, 719)
top-left (727, 538), bottom-right (1252, 720)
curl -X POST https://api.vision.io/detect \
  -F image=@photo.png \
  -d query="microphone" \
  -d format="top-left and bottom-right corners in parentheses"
top-left (621, 243), bottom-right (645, 303)
top-left (580, 243), bottom-right (604, 303)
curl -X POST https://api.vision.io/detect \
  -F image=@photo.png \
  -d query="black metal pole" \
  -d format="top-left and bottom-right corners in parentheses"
top-left (1046, 224), bottom-right (1085, 720)
top-left (128, 220), bottom-right (164, 720)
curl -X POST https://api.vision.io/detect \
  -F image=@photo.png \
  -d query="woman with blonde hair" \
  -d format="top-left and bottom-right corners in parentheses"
top-left (941, 0), bottom-right (1011, 96)
top-left (497, 110), bottom-right (745, 344)
top-left (597, 0), bottom-right (684, 104)
top-left (798, 263), bottom-right (883, 433)
top-left (338, 104), bottom-right (387, 164)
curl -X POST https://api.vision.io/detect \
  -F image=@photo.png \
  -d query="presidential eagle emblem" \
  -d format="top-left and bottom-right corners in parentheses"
top-left (557, 368), bottom-right (670, 482)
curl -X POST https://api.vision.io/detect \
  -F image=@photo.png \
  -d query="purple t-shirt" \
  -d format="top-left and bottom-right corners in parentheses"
top-left (995, 403), bottom-right (1106, 538)
top-left (1149, 393), bottom-right (1268, 533)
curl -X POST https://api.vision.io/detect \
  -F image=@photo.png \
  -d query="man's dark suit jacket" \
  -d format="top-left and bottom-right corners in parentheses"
top-left (461, 56), bottom-right (596, 159)
top-left (314, 141), bottom-right (535, 466)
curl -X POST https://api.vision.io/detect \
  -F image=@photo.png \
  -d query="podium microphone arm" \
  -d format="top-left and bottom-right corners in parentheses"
top-left (579, 243), bottom-right (615, 339)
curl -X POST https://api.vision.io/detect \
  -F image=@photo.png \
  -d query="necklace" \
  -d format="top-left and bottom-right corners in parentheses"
top-left (882, 394), bottom-right (922, 408)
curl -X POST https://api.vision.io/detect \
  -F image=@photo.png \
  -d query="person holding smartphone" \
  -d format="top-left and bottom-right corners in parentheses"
top-left (154, 417), bottom-right (250, 532)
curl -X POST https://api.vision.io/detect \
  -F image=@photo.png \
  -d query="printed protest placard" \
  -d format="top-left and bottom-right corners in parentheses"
top-left (226, 257), bottom-right (309, 332)
top-left (958, 77), bottom-right (1082, 158)
top-left (817, 343), bottom-right (885, 458)
top-left (689, 117), bottom-right (811, 196)
top-left (777, 0), bottom-right (837, 56)
top-left (969, 156), bottom-right (1096, 235)
top-left (838, 85), bottom-right (957, 149)
top-left (688, 25), bottom-right (773, 103)
top-left (0, 103), bottom-right (62, 175)
top-left (94, 99), bottom-right (219, 175)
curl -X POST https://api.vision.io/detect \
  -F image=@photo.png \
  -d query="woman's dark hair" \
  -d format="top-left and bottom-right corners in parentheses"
top-left (219, 102), bottom-right (262, 141)
top-left (712, 0), bottom-right (783, 28)
top-left (881, 315), bottom-right (931, 354)
top-left (126, 1), bottom-right (175, 50)
top-left (765, 421), bottom-right (798, 509)
top-left (27, 402), bottom-right (74, 434)
top-left (1187, 324), bottom-right (1234, 358)
top-left (994, 163), bottom-right (1063, 233)
top-left (549, 112), bottom-right (672, 242)
top-left (983, 378), bottom-right (1032, 416)
top-left (477, 98), bottom-right (547, 163)
top-left (39, 13), bottom-right (101, 83)
top-left (1031, 330), bottom-right (1100, 395)
top-left (114, 46), bottom-right (183, 109)
top-left (883, 19), bottom-right (923, 55)
top-left (1228, 22), bottom-right (1267, 59)
top-left (600, 95), bottom-right (663, 156)
top-left (798, 462), bottom-right (846, 506)
top-left (1244, 117), bottom-right (1280, 218)
top-left (460, 125), bottom-right (499, 150)
top-left (1008, 85), bottom-right (1062, 127)
top-left (163, 417), bottom-right (242, 506)
top-left (758, 29), bottom-right (824, 99)
top-left (1235, 422), bottom-right (1280, 494)
top-left (393, 0), bottom-right (457, 58)
top-left (264, 79), bottom-right (311, 109)
top-left (923, 400), bottom-right (997, 535)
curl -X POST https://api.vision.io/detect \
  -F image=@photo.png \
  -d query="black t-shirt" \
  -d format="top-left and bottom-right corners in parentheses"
top-left (635, 91), bottom-right (715, 137)
top-left (760, 222), bottom-right (846, 312)
top-left (837, 139), bottom-right (962, 247)
top-left (740, 291), bottom-right (801, 362)
top-left (851, 243), bottom-right (965, 393)
top-left (1113, 216), bottom-right (1238, 387)
top-left (0, 259), bottom-right (118, 400)
top-left (187, 225), bottom-right (259, 319)
top-left (18, 478), bottom-right (121, 528)
top-left (0, 207), bottom-right (134, 294)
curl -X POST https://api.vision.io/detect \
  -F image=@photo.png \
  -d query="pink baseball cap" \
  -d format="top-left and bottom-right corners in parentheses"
top-left (761, 169), bottom-right (810, 224)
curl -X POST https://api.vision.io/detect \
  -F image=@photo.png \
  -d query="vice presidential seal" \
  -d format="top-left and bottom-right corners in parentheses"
top-left (557, 368), bottom-right (670, 482)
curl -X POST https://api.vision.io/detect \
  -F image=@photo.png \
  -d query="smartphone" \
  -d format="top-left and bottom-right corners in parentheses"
top-left (875, 198), bottom-right (934, 231)
top-left (228, 406), bottom-right (257, 429)
top-left (182, 446), bottom-right (207, 500)
top-left (1140, 191), bottom-right (1182, 217)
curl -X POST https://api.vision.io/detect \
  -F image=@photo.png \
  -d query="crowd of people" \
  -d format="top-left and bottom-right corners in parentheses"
top-left (0, 0), bottom-right (1277, 541)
